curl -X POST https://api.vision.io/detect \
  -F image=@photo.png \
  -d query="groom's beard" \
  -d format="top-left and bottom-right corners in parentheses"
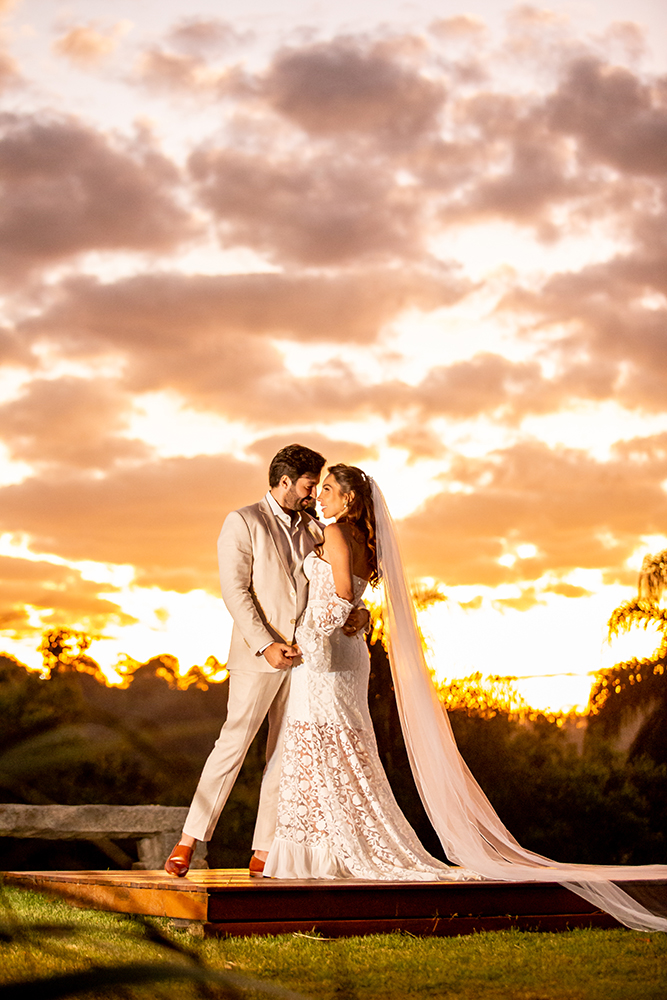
top-left (283, 484), bottom-right (314, 514)
top-left (301, 498), bottom-right (318, 517)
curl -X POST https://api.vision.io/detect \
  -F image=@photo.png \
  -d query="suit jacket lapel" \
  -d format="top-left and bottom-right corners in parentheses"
top-left (258, 497), bottom-right (295, 586)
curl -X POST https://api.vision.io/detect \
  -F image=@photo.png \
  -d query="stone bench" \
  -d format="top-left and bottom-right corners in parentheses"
top-left (0, 804), bottom-right (208, 871)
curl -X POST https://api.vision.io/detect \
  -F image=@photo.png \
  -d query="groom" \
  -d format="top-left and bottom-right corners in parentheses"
top-left (167, 444), bottom-right (367, 876)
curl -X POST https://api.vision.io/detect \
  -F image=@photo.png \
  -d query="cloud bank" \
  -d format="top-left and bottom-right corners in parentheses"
top-left (1, 8), bottom-right (666, 642)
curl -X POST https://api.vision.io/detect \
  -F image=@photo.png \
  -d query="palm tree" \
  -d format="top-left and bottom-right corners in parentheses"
top-left (588, 549), bottom-right (667, 763)
top-left (638, 548), bottom-right (667, 602)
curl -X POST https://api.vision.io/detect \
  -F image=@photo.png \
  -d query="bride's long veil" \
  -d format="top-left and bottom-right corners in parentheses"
top-left (371, 479), bottom-right (667, 932)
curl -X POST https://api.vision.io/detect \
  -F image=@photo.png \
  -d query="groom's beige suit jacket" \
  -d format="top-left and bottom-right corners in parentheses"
top-left (217, 496), bottom-right (323, 672)
top-left (182, 495), bottom-right (323, 847)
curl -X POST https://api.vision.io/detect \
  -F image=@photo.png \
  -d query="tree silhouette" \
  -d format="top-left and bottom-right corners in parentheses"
top-left (589, 548), bottom-right (667, 764)
top-left (639, 548), bottom-right (667, 602)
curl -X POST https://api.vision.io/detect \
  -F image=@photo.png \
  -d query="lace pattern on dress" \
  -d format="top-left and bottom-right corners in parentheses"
top-left (274, 718), bottom-right (458, 881)
top-left (313, 595), bottom-right (354, 635)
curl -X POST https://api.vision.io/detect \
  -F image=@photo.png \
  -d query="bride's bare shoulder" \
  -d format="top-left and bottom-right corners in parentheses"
top-left (323, 522), bottom-right (359, 565)
top-left (323, 521), bottom-right (351, 547)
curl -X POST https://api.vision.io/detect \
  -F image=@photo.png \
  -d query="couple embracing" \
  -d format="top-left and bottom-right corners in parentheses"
top-left (165, 443), bottom-right (455, 880)
top-left (164, 444), bottom-right (667, 930)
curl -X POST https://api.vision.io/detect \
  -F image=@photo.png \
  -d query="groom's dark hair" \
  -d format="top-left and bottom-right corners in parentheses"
top-left (269, 444), bottom-right (326, 487)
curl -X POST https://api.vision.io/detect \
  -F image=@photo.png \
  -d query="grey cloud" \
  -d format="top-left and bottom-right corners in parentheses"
top-left (0, 114), bottom-right (196, 281)
top-left (14, 265), bottom-right (469, 426)
top-left (189, 146), bottom-right (424, 265)
top-left (37, 268), bottom-right (459, 345)
top-left (547, 56), bottom-right (667, 176)
top-left (134, 26), bottom-right (667, 261)
top-left (414, 354), bottom-right (547, 419)
top-left (503, 255), bottom-right (667, 413)
top-left (263, 38), bottom-right (445, 141)
top-left (430, 88), bottom-right (587, 234)
top-left (421, 52), bottom-right (667, 235)
top-left (454, 130), bottom-right (582, 232)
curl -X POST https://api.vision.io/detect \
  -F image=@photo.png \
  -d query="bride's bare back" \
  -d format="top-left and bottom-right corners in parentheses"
top-left (322, 522), bottom-right (371, 600)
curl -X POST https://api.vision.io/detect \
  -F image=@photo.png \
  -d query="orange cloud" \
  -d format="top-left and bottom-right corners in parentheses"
top-left (4, 432), bottom-right (661, 602)
top-left (0, 48), bottom-right (18, 92)
top-left (166, 17), bottom-right (249, 54)
top-left (429, 16), bottom-right (487, 41)
top-left (0, 455), bottom-right (254, 595)
top-left (0, 377), bottom-right (148, 469)
top-left (0, 436), bottom-right (372, 597)
top-left (136, 47), bottom-right (245, 97)
top-left (17, 267), bottom-right (466, 420)
top-left (135, 17), bottom-right (250, 96)
top-left (52, 21), bottom-right (131, 67)
top-left (0, 556), bottom-right (135, 632)
top-left (399, 438), bottom-right (667, 586)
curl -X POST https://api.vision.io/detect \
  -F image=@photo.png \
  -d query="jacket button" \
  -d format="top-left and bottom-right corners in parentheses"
top-left (290, 618), bottom-right (296, 624)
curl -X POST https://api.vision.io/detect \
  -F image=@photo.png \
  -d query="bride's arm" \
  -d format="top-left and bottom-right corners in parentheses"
top-left (322, 523), bottom-right (354, 601)
top-left (304, 524), bottom-right (355, 638)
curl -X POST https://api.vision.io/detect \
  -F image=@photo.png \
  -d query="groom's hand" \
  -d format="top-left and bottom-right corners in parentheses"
top-left (263, 642), bottom-right (300, 670)
top-left (343, 606), bottom-right (371, 636)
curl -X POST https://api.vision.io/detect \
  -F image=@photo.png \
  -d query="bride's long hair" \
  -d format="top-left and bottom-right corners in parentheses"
top-left (327, 464), bottom-right (379, 587)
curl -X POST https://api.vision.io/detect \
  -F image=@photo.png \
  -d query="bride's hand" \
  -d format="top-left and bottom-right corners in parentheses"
top-left (342, 606), bottom-right (371, 636)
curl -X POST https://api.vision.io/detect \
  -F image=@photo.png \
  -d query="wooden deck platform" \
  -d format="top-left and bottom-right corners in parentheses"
top-left (1, 869), bottom-right (627, 937)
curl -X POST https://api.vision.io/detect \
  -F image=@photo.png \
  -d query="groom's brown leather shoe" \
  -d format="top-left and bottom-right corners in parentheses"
top-left (248, 855), bottom-right (265, 877)
top-left (165, 843), bottom-right (194, 877)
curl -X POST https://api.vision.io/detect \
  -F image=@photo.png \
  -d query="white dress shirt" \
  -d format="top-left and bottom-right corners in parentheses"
top-left (265, 490), bottom-right (301, 576)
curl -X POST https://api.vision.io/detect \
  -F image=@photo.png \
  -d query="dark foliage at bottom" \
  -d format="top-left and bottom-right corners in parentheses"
top-left (2, 639), bottom-right (667, 872)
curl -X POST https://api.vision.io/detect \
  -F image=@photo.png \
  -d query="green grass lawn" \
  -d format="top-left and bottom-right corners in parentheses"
top-left (1, 885), bottom-right (665, 1000)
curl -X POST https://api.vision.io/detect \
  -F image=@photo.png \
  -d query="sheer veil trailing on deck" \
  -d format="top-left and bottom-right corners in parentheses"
top-left (371, 479), bottom-right (667, 933)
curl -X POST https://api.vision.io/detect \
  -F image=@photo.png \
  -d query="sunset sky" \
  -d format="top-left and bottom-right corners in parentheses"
top-left (1, 0), bottom-right (666, 711)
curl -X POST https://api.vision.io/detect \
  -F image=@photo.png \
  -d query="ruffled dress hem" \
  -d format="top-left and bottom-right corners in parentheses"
top-left (264, 836), bottom-right (482, 882)
top-left (263, 838), bottom-right (352, 880)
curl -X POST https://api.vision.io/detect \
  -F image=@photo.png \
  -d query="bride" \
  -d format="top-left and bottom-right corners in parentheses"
top-left (264, 463), bottom-right (470, 881)
top-left (264, 463), bottom-right (667, 932)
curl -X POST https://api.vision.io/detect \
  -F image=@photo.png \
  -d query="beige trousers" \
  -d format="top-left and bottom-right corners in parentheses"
top-left (182, 668), bottom-right (290, 850)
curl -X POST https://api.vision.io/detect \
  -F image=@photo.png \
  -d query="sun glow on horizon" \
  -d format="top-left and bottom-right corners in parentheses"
top-left (0, 519), bottom-right (656, 715)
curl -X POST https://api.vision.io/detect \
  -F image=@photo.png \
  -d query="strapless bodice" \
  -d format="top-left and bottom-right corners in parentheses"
top-left (303, 550), bottom-right (368, 602)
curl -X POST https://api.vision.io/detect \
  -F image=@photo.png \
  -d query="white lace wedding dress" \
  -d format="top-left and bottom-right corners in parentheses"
top-left (263, 551), bottom-right (475, 881)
